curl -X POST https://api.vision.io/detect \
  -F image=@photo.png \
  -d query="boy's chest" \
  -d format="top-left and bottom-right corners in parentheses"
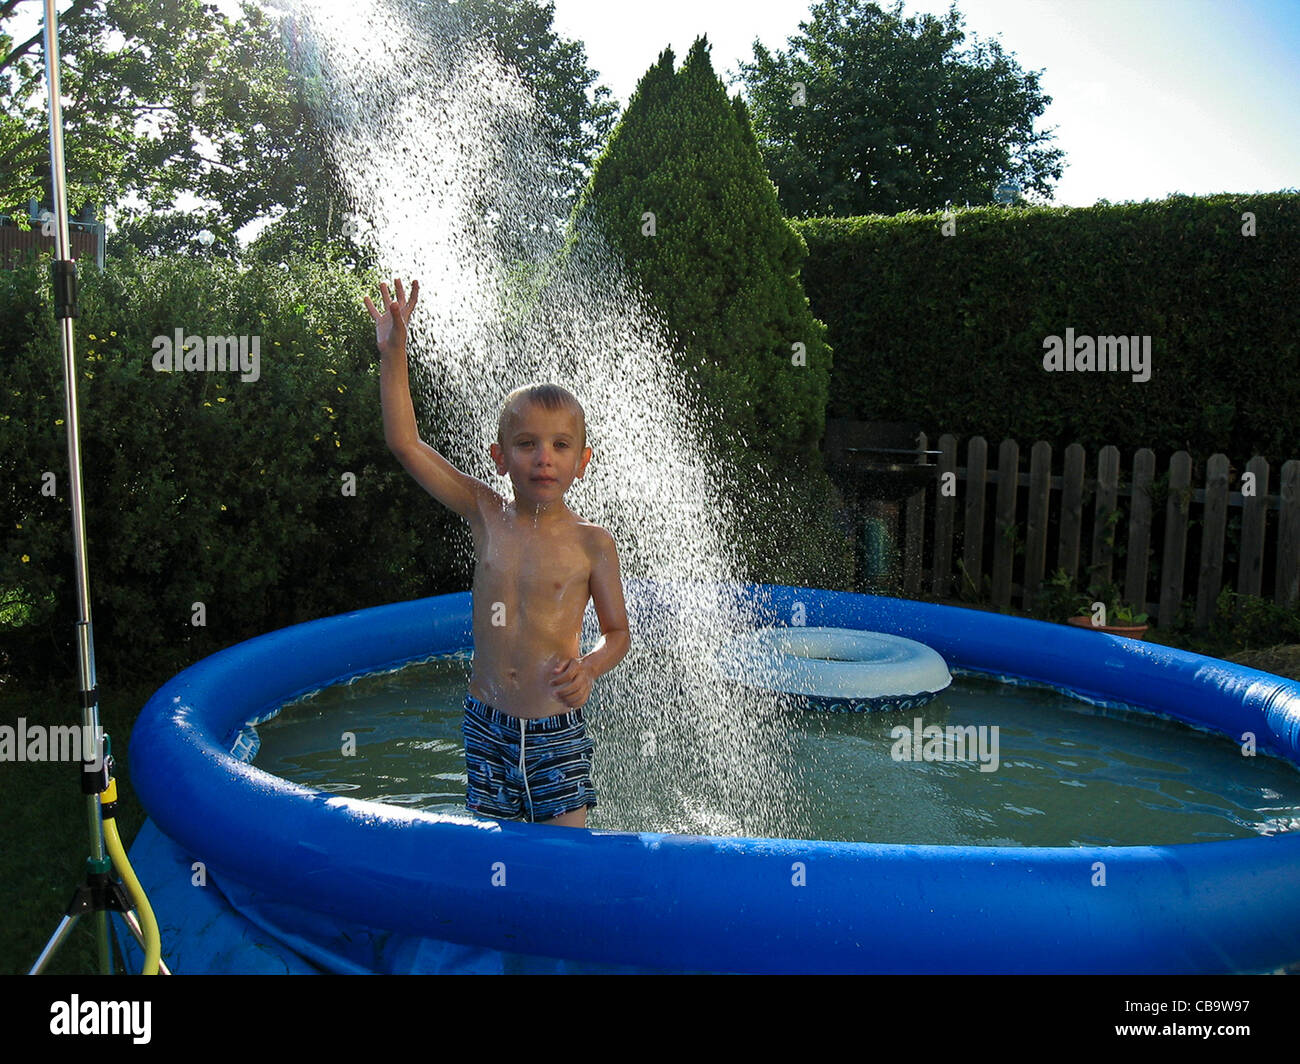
top-left (473, 523), bottom-right (590, 601)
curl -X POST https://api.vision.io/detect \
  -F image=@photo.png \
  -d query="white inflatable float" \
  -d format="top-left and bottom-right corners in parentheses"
top-left (718, 626), bottom-right (952, 712)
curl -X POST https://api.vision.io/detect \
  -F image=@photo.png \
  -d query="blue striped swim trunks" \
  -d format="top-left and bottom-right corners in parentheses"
top-left (461, 694), bottom-right (597, 822)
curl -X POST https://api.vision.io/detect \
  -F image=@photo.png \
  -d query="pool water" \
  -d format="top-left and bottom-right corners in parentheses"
top-left (250, 655), bottom-right (1300, 847)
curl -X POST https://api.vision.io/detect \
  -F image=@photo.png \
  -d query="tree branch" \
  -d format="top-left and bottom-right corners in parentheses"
top-left (0, 0), bottom-right (98, 77)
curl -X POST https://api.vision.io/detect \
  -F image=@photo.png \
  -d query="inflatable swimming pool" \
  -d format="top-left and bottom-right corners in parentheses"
top-left (127, 583), bottom-right (1300, 974)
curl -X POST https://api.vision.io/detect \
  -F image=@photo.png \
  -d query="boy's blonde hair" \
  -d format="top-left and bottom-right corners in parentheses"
top-left (497, 383), bottom-right (587, 448)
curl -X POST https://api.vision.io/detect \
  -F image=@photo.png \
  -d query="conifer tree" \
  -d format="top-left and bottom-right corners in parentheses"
top-left (573, 37), bottom-right (830, 455)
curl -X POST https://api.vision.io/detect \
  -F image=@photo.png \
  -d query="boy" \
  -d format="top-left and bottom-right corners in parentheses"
top-left (366, 279), bottom-right (630, 828)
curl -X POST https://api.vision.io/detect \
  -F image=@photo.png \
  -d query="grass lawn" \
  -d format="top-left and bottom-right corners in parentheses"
top-left (0, 675), bottom-right (155, 974)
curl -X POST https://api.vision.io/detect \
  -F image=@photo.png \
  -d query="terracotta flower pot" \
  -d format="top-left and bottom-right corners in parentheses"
top-left (1067, 615), bottom-right (1149, 640)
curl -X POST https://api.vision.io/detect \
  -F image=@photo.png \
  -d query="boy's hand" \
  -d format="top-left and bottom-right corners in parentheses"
top-left (364, 278), bottom-right (419, 358)
top-left (551, 656), bottom-right (596, 709)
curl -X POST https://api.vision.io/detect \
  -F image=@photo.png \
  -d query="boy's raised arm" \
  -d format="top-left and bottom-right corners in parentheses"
top-left (367, 279), bottom-right (494, 522)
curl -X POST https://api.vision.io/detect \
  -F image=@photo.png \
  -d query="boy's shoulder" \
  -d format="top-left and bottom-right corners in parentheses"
top-left (568, 512), bottom-right (619, 553)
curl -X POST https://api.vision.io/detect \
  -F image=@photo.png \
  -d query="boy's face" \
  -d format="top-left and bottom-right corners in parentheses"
top-left (490, 401), bottom-right (591, 507)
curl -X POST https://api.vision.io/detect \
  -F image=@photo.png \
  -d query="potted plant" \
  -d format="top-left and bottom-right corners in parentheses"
top-left (1065, 580), bottom-right (1150, 639)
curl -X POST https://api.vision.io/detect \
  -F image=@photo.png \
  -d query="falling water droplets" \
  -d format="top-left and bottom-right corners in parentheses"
top-left (286, 0), bottom-right (810, 837)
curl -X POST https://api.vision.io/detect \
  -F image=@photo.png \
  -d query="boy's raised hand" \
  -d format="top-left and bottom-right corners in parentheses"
top-left (364, 278), bottom-right (420, 357)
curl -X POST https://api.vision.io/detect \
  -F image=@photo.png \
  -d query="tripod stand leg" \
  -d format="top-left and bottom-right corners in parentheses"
top-left (29, 914), bottom-right (81, 975)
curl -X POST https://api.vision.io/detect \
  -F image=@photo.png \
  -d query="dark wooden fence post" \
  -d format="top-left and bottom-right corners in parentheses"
top-left (1058, 443), bottom-right (1086, 586)
top-left (1158, 452), bottom-right (1193, 627)
top-left (962, 437), bottom-right (988, 597)
top-left (992, 438), bottom-right (1019, 608)
top-left (1195, 454), bottom-right (1231, 628)
top-left (932, 435), bottom-right (958, 597)
top-left (1090, 445), bottom-right (1120, 587)
top-left (1278, 460), bottom-right (1300, 610)
top-left (1237, 455), bottom-right (1270, 599)
top-left (1125, 448), bottom-right (1156, 614)
top-left (903, 433), bottom-right (927, 596)
top-left (1023, 441), bottom-right (1053, 610)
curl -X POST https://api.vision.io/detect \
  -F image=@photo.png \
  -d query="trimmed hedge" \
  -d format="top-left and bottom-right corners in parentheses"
top-left (796, 193), bottom-right (1300, 463)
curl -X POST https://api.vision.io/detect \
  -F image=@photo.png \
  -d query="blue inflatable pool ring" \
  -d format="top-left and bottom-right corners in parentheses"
top-left (719, 626), bottom-right (952, 712)
top-left (126, 583), bottom-right (1300, 974)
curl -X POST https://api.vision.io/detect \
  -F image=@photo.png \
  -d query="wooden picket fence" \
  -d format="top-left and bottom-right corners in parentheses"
top-left (890, 435), bottom-right (1300, 627)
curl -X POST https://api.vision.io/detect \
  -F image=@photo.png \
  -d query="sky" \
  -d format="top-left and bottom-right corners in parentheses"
top-left (548, 0), bottom-right (1300, 206)
top-left (10, 0), bottom-right (1299, 208)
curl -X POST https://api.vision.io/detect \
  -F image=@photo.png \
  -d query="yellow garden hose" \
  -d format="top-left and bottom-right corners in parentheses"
top-left (99, 778), bottom-right (162, 975)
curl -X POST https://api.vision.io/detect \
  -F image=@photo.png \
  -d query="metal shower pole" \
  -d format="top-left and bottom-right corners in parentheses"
top-left (38, 0), bottom-right (112, 975)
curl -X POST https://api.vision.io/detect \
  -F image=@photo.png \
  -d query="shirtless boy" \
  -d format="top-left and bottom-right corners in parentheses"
top-left (367, 279), bottom-right (630, 827)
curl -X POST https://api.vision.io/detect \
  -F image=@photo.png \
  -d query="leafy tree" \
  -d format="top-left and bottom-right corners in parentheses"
top-left (573, 37), bottom-right (830, 454)
top-left (736, 0), bottom-right (1064, 217)
top-left (444, 0), bottom-right (618, 210)
top-left (2, 0), bottom-right (615, 257)
top-left (3, 1), bottom-right (230, 224)
top-left (257, 0), bottom-right (619, 260)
